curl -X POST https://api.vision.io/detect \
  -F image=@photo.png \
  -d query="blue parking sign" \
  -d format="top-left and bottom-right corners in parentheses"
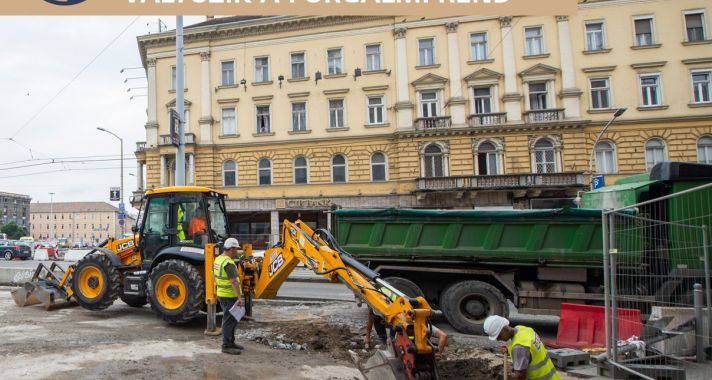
top-left (592, 175), bottom-right (605, 190)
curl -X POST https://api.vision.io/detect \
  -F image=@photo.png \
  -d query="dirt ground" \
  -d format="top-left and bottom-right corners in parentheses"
top-left (0, 288), bottom-right (568, 379)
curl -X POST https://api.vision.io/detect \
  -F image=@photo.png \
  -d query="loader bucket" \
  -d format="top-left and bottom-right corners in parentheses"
top-left (11, 283), bottom-right (42, 307)
top-left (11, 262), bottom-right (76, 310)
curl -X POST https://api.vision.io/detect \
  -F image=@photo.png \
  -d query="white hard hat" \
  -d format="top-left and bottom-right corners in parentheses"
top-left (224, 238), bottom-right (240, 249)
top-left (483, 315), bottom-right (509, 341)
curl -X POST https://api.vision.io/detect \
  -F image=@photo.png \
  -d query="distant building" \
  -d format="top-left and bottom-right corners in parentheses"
top-left (29, 202), bottom-right (136, 244)
top-left (0, 191), bottom-right (31, 230)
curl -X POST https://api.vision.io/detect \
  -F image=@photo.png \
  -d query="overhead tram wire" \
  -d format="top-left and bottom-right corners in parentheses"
top-left (8, 16), bottom-right (141, 140)
top-left (0, 166), bottom-right (123, 179)
top-left (0, 157), bottom-right (137, 171)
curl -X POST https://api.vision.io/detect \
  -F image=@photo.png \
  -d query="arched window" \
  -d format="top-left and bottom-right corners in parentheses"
top-left (533, 139), bottom-right (556, 174)
top-left (423, 144), bottom-right (445, 177)
top-left (223, 160), bottom-right (237, 187)
top-left (332, 154), bottom-right (347, 183)
top-left (294, 156), bottom-right (308, 184)
top-left (371, 152), bottom-right (387, 182)
top-left (645, 138), bottom-right (666, 170)
top-left (698, 136), bottom-right (712, 164)
top-left (258, 159), bottom-right (272, 185)
top-left (595, 141), bottom-right (616, 174)
top-left (477, 141), bottom-right (499, 175)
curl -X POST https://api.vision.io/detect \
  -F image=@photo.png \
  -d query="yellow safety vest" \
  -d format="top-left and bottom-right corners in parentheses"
top-left (380, 287), bottom-right (398, 302)
top-left (177, 205), bottom-right (186, 241)
top-left (213, 255), bottom-right (240, 298)
top-left (507, 326), bottom-right (559, 380)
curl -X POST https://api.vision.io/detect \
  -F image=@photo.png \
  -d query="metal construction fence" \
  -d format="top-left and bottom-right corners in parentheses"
top-left (601, 182), bottom-right (712, 379)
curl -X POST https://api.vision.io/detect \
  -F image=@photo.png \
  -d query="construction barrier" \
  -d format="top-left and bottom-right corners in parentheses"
top-left (63, 249), bottom-right (91, 262)
top-left (33, 249), bottom-right (49, 261)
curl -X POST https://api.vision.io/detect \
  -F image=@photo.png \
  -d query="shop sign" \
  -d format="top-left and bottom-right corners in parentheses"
top-left (275, 198), bottom-right (331, 209)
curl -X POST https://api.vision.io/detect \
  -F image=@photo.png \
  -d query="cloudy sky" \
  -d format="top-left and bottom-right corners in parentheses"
top-left (0, 16), bottom-right (204, 208)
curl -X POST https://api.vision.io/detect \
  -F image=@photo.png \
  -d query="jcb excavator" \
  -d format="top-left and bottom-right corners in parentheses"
top-left (13, 186), bottom-right (441, 380)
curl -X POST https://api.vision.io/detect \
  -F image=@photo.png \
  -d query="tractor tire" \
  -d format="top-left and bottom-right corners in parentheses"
top-left (440, 280), bottom-right (508, 335)
top-left (147, 259), bottom-right (204, 324)
top-left (120, 293), bottom-right (148, 308)
top-left (382, 276), bottom-right (425, 299)
top-left (72, 253), bottom-right (121, 310)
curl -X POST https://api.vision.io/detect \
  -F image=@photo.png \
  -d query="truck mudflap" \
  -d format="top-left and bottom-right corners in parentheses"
top-left (11, 262), bottom-right (76, 310)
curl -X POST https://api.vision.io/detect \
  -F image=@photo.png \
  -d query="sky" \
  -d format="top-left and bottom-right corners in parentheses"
top-left (0, 16), bottom-right (205, 210)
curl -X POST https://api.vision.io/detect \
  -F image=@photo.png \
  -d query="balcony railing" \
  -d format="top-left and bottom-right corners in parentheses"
top-left (159, 133), bottom-right (196, 146)
top-left (416, 172), bottom-right (585, 191)
top-left (415, 116), bottom-right (452, 130)
top-left (135, 142), bottom-right (146, 152)
top-left (524, 108), bottom-right (565, 123)
top-left (468, 112), bottom-right (507, 127)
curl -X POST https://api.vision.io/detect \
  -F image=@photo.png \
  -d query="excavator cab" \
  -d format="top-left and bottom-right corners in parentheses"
top-left (13, 187), bottom-right (229, 325)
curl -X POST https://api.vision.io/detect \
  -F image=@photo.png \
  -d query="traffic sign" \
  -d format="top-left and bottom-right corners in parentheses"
top-left (119, 202), bottom-right (125, 212)
top-left (119, 219), bottom-right (125, 226)
top-left (592, 175), bottom-right (605, 190)
top-left (109, 187), bottom-right (120, 201)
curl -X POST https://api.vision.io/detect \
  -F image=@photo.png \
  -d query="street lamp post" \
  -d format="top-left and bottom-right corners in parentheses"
top-left (97, 127), bottom-right (125, 236)
top-left (48, 192), bottom-right (55, 241)
top-left (588, 108), bottom-right (627, 190)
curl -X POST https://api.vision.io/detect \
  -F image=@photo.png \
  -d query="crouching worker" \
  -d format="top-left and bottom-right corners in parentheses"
top-left (484, 315), bottom-right (559, 380)
top-left (214, 238), bottom-right (245, 355)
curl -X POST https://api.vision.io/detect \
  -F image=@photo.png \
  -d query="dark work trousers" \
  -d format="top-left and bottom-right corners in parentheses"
top-left (218, 296), bottom-right (238, 349)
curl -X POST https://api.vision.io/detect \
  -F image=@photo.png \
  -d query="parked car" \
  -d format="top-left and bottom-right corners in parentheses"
top-left (35, 242), bottom-right (59, 260)
top-left (0, 240), bottom-right (32, 260)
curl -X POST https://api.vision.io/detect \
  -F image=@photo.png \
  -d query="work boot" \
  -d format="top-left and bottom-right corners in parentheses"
top-left (230, 343), bottom-right (245, 350)
top-left (221, 347), bottom-right (242, 355)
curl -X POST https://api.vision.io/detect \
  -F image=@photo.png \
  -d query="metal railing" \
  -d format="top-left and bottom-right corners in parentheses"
top-left (135, 142), bottom-right (146, 152)
top-left (415, 172), bottom-right (584, 191)
top-left (468, 112), bottom-right (507, 127)
top-left (159, 133), bottom-right (195, 146)
top-left (600, 182), bottom-right (712, 380)
top-left (415, 116), bottom-right (452, 130)
top-left (523, 108), bottom-right (565, 123)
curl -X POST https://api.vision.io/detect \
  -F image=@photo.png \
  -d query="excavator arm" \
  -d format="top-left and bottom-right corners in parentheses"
top-left (240, 220), bottom-right (441, 380)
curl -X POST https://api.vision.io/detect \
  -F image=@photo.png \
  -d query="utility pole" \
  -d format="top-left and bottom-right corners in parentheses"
top-left (97, 127), bottom-right (125, 236)
top-left (175, 16), bottom-right (186, 186)
top-left (48, 192), bottom-right (55, 242)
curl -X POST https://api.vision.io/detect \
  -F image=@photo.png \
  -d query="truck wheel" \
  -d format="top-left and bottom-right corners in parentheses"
top-left (440, 280), bottom-right (508, 335)
top-left (148, 259), bottom-right (204, 324)
top-left (72, 253), bottom-right (121, 310)
top-left (382, 277), bottom-right (425, 299)
top-left (120, 293), bottom-right (148, 308)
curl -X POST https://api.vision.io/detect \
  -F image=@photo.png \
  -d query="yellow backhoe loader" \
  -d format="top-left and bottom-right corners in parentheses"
top-left (13, 186), bottom-right (441, 379)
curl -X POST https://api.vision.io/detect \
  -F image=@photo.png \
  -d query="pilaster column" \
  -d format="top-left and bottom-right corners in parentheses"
top-left (137, 162), bottom-right (144, 190)
top-left (445, 22), bottom-right (466, 127)
top-left (199, 51), bottom-right (213, 143)
top-left (500, 17), bottom-right (523, 122)
top-left (160, 155), bottom-right (166, 187)
top-left (556, 15), bottom-right (582, 118)
top-left (188, 154), bottom-right (195, 185)
top-left (394, 27), bottom-right (414, 130)
top-left (146, 58), bottom-right (159, 147)
top-left (270, 210), bottom-right (280, 245)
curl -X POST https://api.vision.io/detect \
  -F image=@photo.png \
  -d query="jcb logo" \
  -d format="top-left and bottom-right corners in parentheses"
top-left (269, 254), bottom-right (285, 277)
top-left (118, 240), bottom-right (135, 251)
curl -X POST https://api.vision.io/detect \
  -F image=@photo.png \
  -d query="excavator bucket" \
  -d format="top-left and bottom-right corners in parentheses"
top-left (11, 262), bottom-right (76, 311)
top-left (354, 349), bottom-right (407, 380)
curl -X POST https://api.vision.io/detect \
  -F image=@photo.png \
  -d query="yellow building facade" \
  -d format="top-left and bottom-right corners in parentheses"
top-left (134, 1), bottom-right (712, 245)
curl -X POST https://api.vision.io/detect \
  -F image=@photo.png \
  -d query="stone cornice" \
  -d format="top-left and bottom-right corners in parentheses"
top-left (395, 120), bottom-right (591, 139)
top-left (138, 16), bottom-right (389, 67)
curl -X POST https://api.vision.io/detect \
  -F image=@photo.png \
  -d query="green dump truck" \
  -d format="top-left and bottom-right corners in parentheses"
top-left (333, 162), bottom-right (712, 334)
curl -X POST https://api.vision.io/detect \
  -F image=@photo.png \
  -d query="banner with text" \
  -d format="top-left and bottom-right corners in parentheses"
top-left (4, 0), bottom-right (577, 16)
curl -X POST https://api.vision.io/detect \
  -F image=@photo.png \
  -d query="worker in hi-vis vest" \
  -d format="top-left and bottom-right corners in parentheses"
top-left (213, 237), bottom-right (244, 355)
top-left (484, 315), bottom-right (559, 380)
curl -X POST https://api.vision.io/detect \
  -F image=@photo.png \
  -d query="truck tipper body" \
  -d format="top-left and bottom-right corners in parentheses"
top-left (333, 162), bottom-right (712, 334)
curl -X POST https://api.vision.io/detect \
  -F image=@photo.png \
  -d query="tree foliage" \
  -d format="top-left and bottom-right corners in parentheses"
top-left (1, 222), bottom-right (28, 240)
